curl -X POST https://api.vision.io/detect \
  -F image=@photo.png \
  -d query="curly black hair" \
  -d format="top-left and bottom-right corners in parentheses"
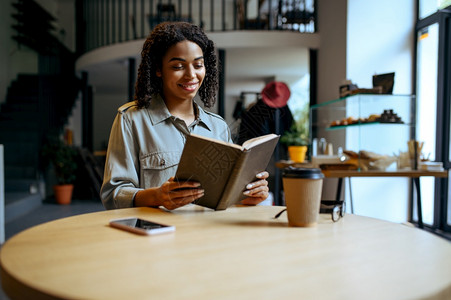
top-left (135, 22), bottom-right (219, 109)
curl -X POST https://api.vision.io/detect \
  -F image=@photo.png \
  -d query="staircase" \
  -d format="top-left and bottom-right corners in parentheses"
top-left (1, 0), bottom-right (82, 223)
top-left (0, 75), bottom-right (43, 221)
top-left (0, 74), bottom-right (79, 222)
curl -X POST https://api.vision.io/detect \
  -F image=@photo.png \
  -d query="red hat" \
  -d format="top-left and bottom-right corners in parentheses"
top-left (261, 81), bottom-right (291, 108)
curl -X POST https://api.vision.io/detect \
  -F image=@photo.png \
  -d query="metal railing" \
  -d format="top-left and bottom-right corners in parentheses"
top-left (78, 0), bottom-right (316, 53)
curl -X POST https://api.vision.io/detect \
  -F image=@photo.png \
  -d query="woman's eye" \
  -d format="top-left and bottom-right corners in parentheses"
top-left (172, 65), bottom-right (183, 70)
top-left (194, 64), bottom-right (204, 69)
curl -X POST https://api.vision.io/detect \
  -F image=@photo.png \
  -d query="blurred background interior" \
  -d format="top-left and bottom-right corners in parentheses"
top-left (0, 0), bottom-right (451, 244)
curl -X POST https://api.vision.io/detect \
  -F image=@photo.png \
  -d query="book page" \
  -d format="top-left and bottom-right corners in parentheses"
top-left (242, 134), bottom-right (279, 150)
top-left (190, 133), bottom-right (243, 150)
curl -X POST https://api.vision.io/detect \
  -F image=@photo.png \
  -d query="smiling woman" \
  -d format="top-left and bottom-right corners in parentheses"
top-left (157, 40), bottom-right (206, 125)
top-left (100, 22), bottom-right (271, 211)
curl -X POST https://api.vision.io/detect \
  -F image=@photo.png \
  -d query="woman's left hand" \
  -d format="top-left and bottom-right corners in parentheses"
top-left (241, 171), bottom-right (269, 205)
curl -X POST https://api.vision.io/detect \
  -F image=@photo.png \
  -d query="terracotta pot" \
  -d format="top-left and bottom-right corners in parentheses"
top-left (53, 184), bottom-right (74, 205)
top-left (288, 146), bottom-right (308, 163)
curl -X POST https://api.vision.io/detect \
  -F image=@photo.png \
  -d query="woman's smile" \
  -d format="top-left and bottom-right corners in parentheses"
top-left (178, 82), bottom-right (199, 91)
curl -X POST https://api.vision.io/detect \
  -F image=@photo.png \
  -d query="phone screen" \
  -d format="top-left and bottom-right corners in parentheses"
top-left (109, 218), bottom-right (175, 235)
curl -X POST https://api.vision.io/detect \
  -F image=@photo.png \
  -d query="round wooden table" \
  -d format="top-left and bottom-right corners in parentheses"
top-left (1, 205), bottom-right (451, 300)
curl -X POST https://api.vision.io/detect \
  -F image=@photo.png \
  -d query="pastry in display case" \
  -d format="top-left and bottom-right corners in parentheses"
top-left (328, 109), bottom-right (404, 128)
top-left (310, 94), bottom-right (415, 171)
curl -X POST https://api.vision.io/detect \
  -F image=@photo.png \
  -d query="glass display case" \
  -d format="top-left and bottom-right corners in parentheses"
top-left (309, 94), bottom-right (416, 171)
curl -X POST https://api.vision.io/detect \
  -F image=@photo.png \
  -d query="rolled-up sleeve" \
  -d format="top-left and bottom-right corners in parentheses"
top-left (100, 111), bottom-right (142, 209)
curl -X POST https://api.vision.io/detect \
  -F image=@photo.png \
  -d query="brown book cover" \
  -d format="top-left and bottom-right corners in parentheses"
top-left (175, 133), bottom-right (280, 210)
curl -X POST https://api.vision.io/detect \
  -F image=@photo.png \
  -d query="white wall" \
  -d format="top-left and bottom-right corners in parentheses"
top-left (317, 0), bottom-right (347, 104)
top-left (315, 0), bottom-right (347, 155)
top-left (1, 0), bottom-right (75, 104)
top-left (54, 0), bottom-right (76, 52)
top-left (35, 0), bottom-right (75, 51)
top-left (93, 92), bottom-right (129, 151)
top-left (314, 0), bottom-right (348, 201)
top-left (345, 0), bottom-right (415, 223)
top-left (0, 1), bottom-right (39, 105)
top-left (347, 0), bottom-right (414, 94)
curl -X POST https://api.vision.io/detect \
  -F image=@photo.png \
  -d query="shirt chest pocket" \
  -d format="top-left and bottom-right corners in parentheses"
top-left (140, 151), bottom-right (181, 189)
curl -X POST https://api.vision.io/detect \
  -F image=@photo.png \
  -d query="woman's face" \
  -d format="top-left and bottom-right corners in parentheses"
top-left (157, 40), bottom-right (206, 103)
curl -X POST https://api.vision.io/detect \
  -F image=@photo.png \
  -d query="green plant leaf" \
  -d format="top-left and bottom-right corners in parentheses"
top-left (41, 136), bottom-right (78, 184)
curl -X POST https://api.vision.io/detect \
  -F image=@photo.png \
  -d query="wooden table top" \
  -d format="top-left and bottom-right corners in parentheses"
top-left (321, 169), bottom-right (448, 178)
top-left (275, 161), bottom-right (448, 178)
top-left (1, 205), bottom-right (451, 300)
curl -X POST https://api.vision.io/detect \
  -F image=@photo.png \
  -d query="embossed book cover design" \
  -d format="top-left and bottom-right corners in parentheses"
top-left (175, 133), bottom-right (279, 210)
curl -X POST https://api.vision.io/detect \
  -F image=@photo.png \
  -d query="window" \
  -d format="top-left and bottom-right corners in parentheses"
top-left (415, 2), bottom-right (451, 235)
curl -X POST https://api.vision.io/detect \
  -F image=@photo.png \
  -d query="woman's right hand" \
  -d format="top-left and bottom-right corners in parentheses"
top-left (157, 177), bottom-right (205, 210)
top-left (135, 177), bottom-right (204, 210)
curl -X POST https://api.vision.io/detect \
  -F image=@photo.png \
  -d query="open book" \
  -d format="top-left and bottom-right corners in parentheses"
top-left (175, 133), bottom-right (280, 210)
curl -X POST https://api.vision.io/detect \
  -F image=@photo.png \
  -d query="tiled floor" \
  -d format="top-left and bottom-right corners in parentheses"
top-left (1, 197), bottom-right (105, 300)
top-left (5, 197), bottom-right (105, 241)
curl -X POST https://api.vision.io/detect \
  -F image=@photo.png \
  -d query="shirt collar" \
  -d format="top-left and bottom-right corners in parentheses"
top-left (147, 94), bottom-right (213, 131)
top-left (147, 94), bottom-right (173, 125)
top-left (194, 102), bottom-right (213, 131)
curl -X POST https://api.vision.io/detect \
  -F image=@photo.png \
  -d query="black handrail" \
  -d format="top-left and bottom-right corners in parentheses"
top-left (77, 0), bottom-right (316, 54)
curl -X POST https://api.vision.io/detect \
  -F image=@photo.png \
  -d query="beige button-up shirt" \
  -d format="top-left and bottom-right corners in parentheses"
top-left (100, 94), bottom-right (231, 209)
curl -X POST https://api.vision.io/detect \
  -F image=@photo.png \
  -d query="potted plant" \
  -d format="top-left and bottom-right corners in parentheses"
top-left (281, 120), bottom-right (309, 163)
top-left (41, 136), bottom-right (78, 204)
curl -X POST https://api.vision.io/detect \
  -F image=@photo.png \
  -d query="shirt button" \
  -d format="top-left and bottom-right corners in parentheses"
top-left (160, 159), bottom-right (165, 166)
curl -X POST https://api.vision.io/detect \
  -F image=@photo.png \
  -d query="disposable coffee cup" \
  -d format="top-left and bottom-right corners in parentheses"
top-left (282, 167), bottom-right (324, 227)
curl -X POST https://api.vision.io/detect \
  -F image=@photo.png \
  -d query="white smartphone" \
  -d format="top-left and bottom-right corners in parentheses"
top-left (109, 217), bottom-right (175, 235)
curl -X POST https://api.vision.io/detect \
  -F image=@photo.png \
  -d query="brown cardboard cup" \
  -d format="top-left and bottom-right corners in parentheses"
top-left (282, 167), bottom-right (324, 227)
